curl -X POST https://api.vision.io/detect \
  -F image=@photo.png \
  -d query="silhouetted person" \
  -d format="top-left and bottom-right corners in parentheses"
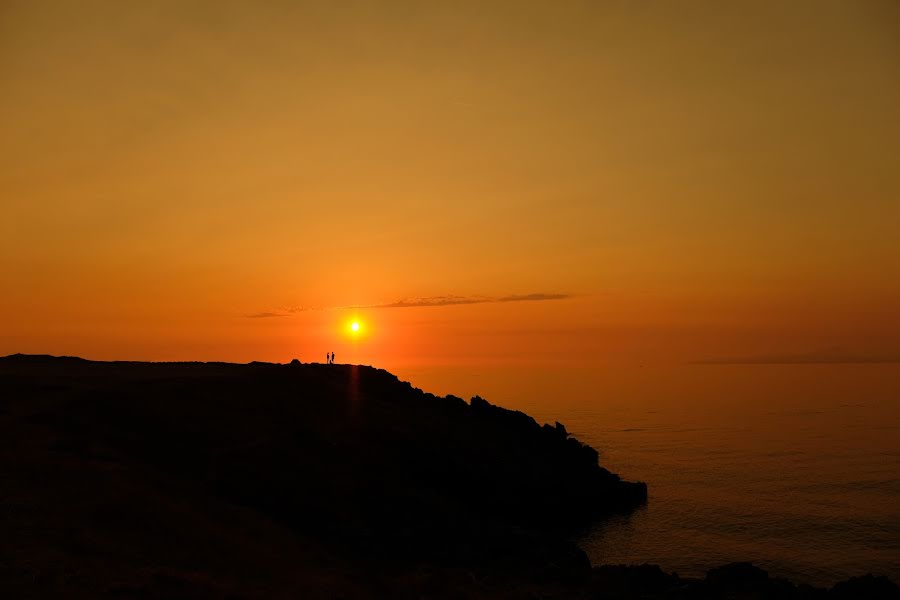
top-left (326, 353), bottom-right (329, 364)
top-left (331, 352), bottom-right (335, 365)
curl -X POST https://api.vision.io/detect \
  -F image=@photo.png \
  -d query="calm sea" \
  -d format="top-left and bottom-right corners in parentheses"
top-left (395, 363), bottom-right (900, 587)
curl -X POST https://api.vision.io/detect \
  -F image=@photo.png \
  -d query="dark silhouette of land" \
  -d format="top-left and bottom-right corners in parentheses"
top-left (1, 355), bottom-right (897, 599)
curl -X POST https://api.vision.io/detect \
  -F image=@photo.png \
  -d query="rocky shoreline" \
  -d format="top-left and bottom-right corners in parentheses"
top-left (1, 354), bottom-right (896, 598)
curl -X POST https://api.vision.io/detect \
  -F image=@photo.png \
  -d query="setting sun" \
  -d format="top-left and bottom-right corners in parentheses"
top-left (346, 319), bottom-right (363, 337)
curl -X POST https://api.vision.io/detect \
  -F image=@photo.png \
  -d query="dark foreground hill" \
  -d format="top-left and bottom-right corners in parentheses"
top-left (1, 355), bottom-right (897, 599)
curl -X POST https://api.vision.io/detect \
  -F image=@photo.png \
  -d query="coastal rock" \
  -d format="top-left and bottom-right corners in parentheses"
top-left (0, 355), bottom-right (645, 593)
top-left (831, 574), bottom-right (900, 599)
top-left (1, 355), bottom-right (894, 599)
top-left (591, 564), bottom-right (680, 597)
top-left (705, 562), bottom-right (797, 598)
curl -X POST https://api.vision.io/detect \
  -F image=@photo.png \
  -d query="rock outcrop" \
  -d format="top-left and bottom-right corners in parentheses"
top-left (0, 354), bottom-right (643, 597)
top-left (1, 354), bottom-right (895, 599)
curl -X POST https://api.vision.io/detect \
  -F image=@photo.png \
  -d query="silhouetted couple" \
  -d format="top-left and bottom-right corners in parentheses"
top-left (326, 352), bottom-right (335, 365)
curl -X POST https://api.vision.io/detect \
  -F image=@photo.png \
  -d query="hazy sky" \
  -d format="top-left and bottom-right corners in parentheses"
top-left (2, 1), bottom-right (899, 367)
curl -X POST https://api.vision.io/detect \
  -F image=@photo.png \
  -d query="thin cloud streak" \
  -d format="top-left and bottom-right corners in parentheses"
top-left (244, 306), bottom-right (311, 319)
top-left (247, 293), bottom-right (573, 317)
top-left (375, 295), bottom-right (489, 309)
top-left (497, 293), bottom-right (570, 303)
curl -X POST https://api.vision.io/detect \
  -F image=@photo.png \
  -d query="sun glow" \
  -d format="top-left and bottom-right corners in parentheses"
top-left (346, 318), bottom-right (364, 338)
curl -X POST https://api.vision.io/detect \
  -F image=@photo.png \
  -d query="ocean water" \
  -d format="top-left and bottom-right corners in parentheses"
top-left (396, 363), bottom-right (900, 587)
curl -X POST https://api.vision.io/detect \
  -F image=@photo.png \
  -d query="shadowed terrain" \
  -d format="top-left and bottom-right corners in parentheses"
top-left (1, 355), bottom-right (897, 599)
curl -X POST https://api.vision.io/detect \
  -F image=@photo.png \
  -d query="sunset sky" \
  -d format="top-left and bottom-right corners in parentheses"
top-left (2, 1), bottom-right (899, 370)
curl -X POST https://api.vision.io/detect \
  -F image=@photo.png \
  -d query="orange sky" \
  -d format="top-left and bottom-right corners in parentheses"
top-left (2, 1), bottom-right (899, 369)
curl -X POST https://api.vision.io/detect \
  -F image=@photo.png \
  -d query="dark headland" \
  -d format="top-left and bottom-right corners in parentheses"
top-left (1, 355), bottom-right (897, 599)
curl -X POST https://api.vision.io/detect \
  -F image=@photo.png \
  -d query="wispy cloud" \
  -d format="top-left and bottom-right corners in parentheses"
top-left (245, 306), bottom-right (311, 319)
top-left (247, 293), bottom-right (572, 317)
top-left (374, 295), bottom-right (489, 309)
top-left (693, 347), bottom-right (900, 365)
top-left (497, 293), bottom-right (570, 303)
